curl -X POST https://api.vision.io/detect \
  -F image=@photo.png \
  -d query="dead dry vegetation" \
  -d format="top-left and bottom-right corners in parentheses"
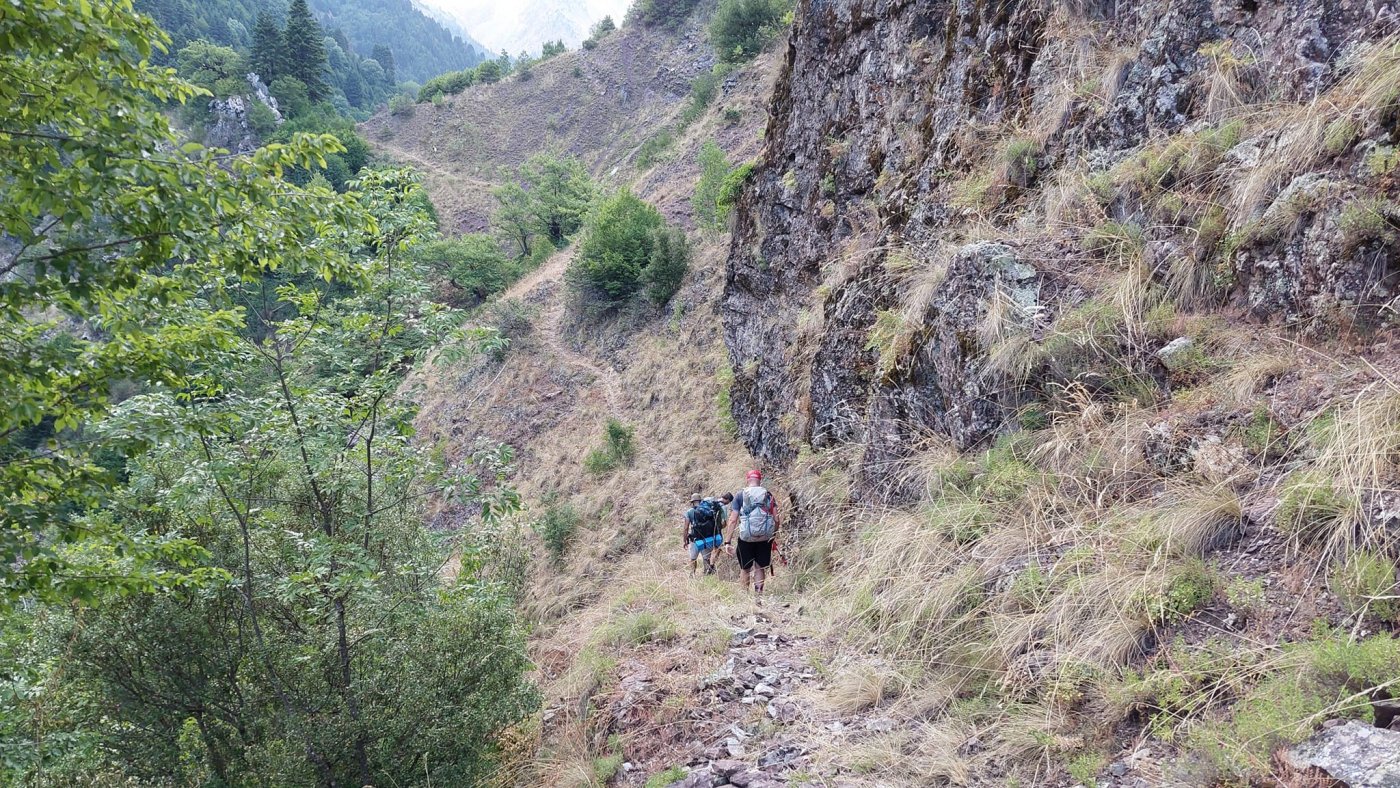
top-left (771, 19), bottom-right (1400, 788)
top-left (383, 7), bottom-right (1400, 787)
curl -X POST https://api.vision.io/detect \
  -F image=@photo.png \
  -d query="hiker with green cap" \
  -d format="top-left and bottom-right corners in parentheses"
top-left (727, 469), bottom-right (779, 602)
top-left (682, 492), bottom-right (725, 576)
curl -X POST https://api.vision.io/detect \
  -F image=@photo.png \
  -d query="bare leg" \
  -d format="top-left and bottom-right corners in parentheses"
top-left (754, 565), bottom-right (766, 602)
top-left (739, 567), bottom-right (751, 593)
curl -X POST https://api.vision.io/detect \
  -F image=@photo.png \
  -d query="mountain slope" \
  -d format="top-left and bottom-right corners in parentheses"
top-left (362, 15), bottom-right (763, 232)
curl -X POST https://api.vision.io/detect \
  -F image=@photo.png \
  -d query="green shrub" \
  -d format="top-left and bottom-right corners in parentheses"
top-left (636, 128), bottom-right (676, 168)
top-left (534, 504), bottom-right (580, 563)
top-left (418, 68), bottom-right (475, 102)
top-left (646, 766), bottom-right (687, 788)
top-left (594, 754), bottom-right (624, 783)
top-left (388, 93), bottom-right (415, 117)
top-left (642, 226), bottom-right (690, 305)
top-left (717, 160), bottom-right (757, 211)
top-left (1187, 632), bottom-right (1400, 780)
top-left (1145, 561), bottom-right (1216, 625)
top-left (412, 235), bottom-right (523, 305)
top-left (711, 0), bottom-right (792, 63)
top-left (247, 100), bottom-right (279, 136)
top-left (571, 190), bottom-right (664, 306)
top-left (692, 139), bottom-right (731, 230)
top-left (1332, 551), bottom-right (1399, 622)
top-left (473, 60), bottom-right (502, 84)
top-left (584, 419), bottom-right (637, 475)
top-left (631, 0), bottom-right (702, 28)
top-left (723, 107), bottom-right (742, 124)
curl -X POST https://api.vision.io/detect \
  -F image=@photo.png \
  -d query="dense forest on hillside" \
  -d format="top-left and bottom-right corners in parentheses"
top-left (135, 0), bottom-right (483, 82)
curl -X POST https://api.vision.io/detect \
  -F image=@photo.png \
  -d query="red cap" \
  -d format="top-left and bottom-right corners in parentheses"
top-left (746, 469), bottom-right (762, 481)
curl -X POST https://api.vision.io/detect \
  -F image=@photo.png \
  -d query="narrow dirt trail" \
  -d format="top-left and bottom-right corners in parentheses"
top-left (530, 248), bottom-right (680, 495)
top-left (374, 140), bottom-right (498, 190)
top-left (517, 249), bottom-right (831, 787)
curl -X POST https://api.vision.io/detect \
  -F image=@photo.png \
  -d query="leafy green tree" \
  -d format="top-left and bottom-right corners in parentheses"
top-left (0, 0), bottom-right (364, 604)
top-left (643, 225), bottom-right (691, 304)
top-left (523, 153), bottom-right (596, 247)
top-left (692, 138), bottom-right (731, 230)
top-left (2, 172), bottom-right (537, 785)
top-left (493, 181), bottom-right (538, 258)
top-left (571, 190), bottom-right (665, 304)
top-left (541, 39), bottom-right (567, 58)
top-left (175, 39), bottom-right (245, 96)
top-left (592, 15), bottom-right (617, 38)
top-left (711, 0), bottom-right (792, 63)
top-left (414, 234), bottom-right (524, 304)
top-left (270, 74), bottom-right (311, 116)
top-left (250, 11), bottom-right (285, 81)
top-left (283, 0), bottom-right (329, 99)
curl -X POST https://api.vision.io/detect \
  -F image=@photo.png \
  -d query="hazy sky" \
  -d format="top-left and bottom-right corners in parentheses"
top-left (430, 0), bottom-right (632, 53)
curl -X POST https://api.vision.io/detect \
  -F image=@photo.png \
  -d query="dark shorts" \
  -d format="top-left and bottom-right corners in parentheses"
top-left (736, 539), bottom-right (772, 570)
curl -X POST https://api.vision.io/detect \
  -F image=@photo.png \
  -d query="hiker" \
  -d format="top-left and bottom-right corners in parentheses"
top-left (683, 493), bottom-right (725, 576)
top-left (728, 470), bottom-right (779, 602)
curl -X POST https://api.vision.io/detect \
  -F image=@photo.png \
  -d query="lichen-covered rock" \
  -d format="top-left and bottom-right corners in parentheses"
top-left (206, 73), bottom-right (283, 154)
top-left (1283, 720), bottom-right (1400, 786)
top-left (722, 0), bottom-right (1396, 498)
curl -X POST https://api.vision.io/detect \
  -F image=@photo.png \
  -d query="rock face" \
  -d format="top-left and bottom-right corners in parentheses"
top-left (1284, 720), bottom-right (1400, 786)
top-left (206, 73), bottom-right (283, 154)
top-left (722, 0), bottom-right (1399, 500)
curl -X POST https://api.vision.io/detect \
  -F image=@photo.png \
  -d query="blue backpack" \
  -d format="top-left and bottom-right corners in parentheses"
top-left (689, 498), bottom-right (722, 539)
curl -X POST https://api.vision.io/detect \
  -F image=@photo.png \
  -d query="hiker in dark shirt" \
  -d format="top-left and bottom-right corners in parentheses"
top-left (682, 493), bottom-right (725, 576)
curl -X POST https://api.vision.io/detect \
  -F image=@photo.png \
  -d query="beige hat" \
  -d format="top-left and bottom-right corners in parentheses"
top-left (690, 493), bottom-right (703, 503)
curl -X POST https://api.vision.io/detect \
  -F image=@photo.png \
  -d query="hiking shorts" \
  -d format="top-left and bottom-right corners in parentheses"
top-left (688, 534), bottom-right (723, 559)
top-left (736, 539), bottom-right (772, 570)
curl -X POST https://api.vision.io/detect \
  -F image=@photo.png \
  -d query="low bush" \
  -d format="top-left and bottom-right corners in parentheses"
top-left (711, 0), bottom-right (792, 63)
top-left (584, 419), bottom-right (637, 475)
top-left (1331, 550), bottom-right (1399, 623)
top-left (571, 190), bottom-right (690, 309)
top-left (534, 503), bottom-right (580, 563)
top-left (636, 128), bottom-right (676, 168)
top-left (418, 68), bottom-right (474, 102)
top-left (388, 93), bottom-right (415, 117)
top-left (631, 0), bottom-right (702, 29)
top-left (693, 139), bottom-right (731, 230)
top-left (411, 235), bottom-right (523, 306)
top-left (642, 226), bottom-right (690, 305)
top-left (717, 160), bottom-right (757, 211)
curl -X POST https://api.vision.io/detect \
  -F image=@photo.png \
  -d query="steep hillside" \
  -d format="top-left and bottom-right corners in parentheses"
top-left (362, 13), bottom-right (764, 233)
top-left (375, 1), bottom-right (1400, 787)
top-left (720, 1), bottom-right (1400, 785)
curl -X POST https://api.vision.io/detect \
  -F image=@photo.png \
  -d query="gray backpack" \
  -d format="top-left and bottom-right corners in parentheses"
top-left (738, 485), bottom-right (776, 542)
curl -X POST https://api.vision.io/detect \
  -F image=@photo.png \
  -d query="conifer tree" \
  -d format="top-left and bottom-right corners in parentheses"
top-left (372, 44), bottom-right (396, 83)
top-left (283, 0), bottom-right (328, 99)
top-left (250, 12), bottom-right (285, 82)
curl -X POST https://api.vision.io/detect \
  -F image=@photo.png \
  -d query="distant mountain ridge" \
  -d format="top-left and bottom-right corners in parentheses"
top-left (134, 0), bottom-right (485, 82)
top-left (433, 0), bottom-right (629, 55)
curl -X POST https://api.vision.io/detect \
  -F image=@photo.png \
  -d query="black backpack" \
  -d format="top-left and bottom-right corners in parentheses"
top-left (689, 499), bottom-right (722, 539)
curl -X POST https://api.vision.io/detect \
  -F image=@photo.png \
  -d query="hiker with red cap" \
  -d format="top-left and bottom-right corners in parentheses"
top-left (727, 469), bottom-right (780, 603)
